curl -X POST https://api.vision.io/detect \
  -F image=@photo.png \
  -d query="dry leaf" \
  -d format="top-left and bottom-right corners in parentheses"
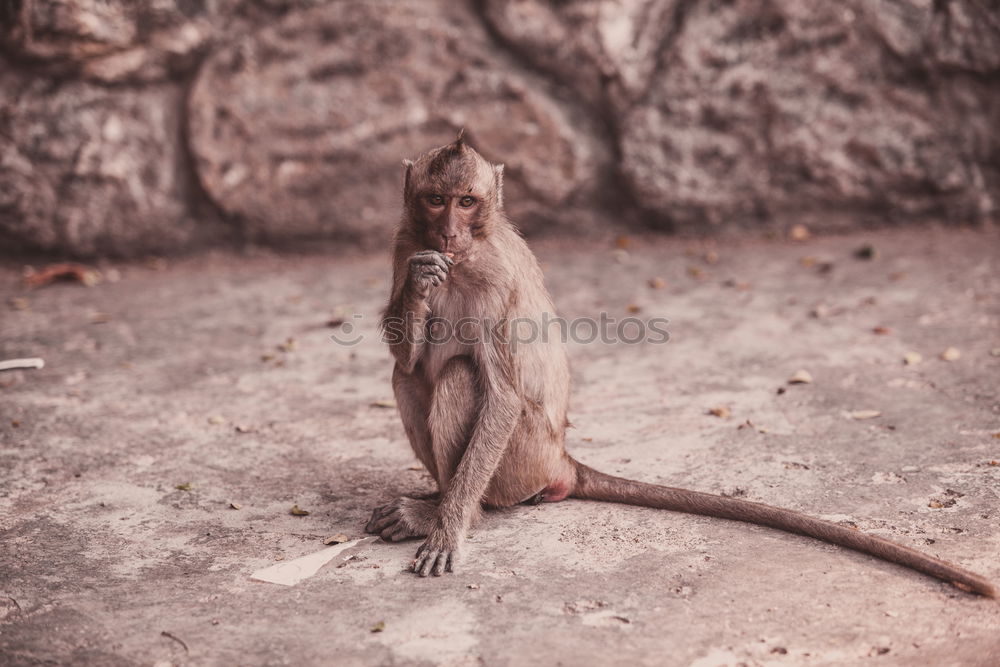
top-left (371, 621), bottom-right (385, 633)
top-left (928, 500), bottom-right (944, 509)
top-left (903, 352), bottom-right (923, 366)
top-left (799, 256), bottom-right (817, 268)
top-left (277, 337), bottom-right (297, 352)
top-left (326, 317), bottom-right (345, 328)
top-left (175, 482), bottom-right (192, 491)
top-left (648, 277), bottom-right (667, 290)
top-left (581, 437), bottom-right (593, 442)
top-left (707, 406), bottom-right (731, 419)
top-left (687, 266), bottom-right (704, 278)
top-left (467, 583), bottom-right (480, 590)
top-left (626, 304), bottom-right (641, 314)
top-left (234, 424), bottom-right (254, 434)
top-left (290, 505), bottom-right (310, 516)
top-left (615, 235), bottom-right (631, 249)
top-left (850, 410), bottom-right (882, 420)
top-left (703, 250), bottom-right (719, 264)
top-left (24, 263), bottom-right (101, 288)
top-left (406, 464), bottom-right (423, 471)
top-left (940, 347), bottom-right (960, 361)
top-left (370, 400), bottom-right (397, 409)
top-left (854, 244), bottom-right (878, 260)
top-left (8, 297), bottom-right (29, 310)
top-left (229, 502), bottom-right (242, 510)
top-left (207, 415), bottom-right (226, 425)
top-left (789, 224), bottom-right (811, 241)
top-left (324, 533), bottom-right (350, 545)
top-left (788, 369), bottom-right (813, 384)
top-left (872, 326), bottom-right (891, 335)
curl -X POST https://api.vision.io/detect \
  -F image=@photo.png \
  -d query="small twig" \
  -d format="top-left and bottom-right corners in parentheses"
top-left (161, 630), bottom-right (189, 653)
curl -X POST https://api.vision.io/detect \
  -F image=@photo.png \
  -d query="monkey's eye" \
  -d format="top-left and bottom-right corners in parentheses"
top-left (458, 195), bottom-right (476, 208)
top-left (427, 195), bottom-right (445, 207)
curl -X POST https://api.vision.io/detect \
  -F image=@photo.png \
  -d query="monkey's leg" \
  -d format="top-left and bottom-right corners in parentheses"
top-left (427, 356), bottom-right (478, 492)
top-left (365, 366), bottom-right (440, 541)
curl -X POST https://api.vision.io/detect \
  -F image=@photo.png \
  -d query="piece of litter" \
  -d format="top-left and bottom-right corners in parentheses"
top-left (370, 400), bottom-right (396, 409)
top-left (250, 537), bottom-right (375, 586)
top-left (903, 352), bottom-right (922, 366)
top-left (940, 347), bottom-right (961, 361)
top-left (467, 583), bottom-right (480, 590)
top-left (229, 502), bottom-right (242, 510)
top-left (290, 504), bottom-right (310, 516)
top-left (371, 621), bottom-right (386, 633)
top-left (788, 369), bottom-right (813, 384)
top-left (707, 406), bottom-right (731, 419)
top-left (207, 415), bottom-right (226, 425)
top-left (175, 482), bottom-right (192, 491)
top-left (324, 533), bottom-right (350, 545)
top-left (849, 410), bottom-right (882, 420)
top-left (648, 277), bottom-right (666, 289)
top-left (0, 358), bottom-right (45, 372)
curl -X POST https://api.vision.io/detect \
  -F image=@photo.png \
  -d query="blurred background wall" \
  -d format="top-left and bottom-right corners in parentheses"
top-left (1, 0), bottom-right (998, 258)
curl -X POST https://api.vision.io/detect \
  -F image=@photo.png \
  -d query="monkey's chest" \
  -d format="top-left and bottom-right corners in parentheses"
top-left (421, 287), bottom-right (479, 381)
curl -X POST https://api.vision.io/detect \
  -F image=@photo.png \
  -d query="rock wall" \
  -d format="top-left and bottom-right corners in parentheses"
top-left (2, 0), bottom-right (998, 257)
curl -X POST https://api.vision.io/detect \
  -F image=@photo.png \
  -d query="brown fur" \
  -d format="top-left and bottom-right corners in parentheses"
top-left (368, 133), bottom-right (996, 597)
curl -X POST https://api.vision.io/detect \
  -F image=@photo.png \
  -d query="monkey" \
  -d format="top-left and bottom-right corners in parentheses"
top-left (365, 131), bottom-right (996, 598)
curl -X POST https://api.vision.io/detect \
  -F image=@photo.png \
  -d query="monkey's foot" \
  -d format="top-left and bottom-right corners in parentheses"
top-left (365, 497), bottom-right (437, 542)
top-left (413, 530), bottom-right (459, 577)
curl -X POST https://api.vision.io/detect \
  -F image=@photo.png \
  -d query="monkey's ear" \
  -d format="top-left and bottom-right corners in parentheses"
top-left (402, 159), bottom-right (414, 194)
top-left (493, 163), bottom-right (504, 209)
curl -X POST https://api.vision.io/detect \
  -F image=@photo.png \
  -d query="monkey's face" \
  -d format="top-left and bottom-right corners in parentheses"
top-left (415, 190), bottom-right (484, 258)
top-left (404, 135), bottom-right (505, 262)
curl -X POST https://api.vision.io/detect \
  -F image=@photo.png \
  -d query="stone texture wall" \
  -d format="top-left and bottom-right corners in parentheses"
top-left (2, 0), bottom-right (998, 257)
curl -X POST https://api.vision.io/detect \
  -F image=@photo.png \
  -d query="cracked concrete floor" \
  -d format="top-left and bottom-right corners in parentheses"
top-left (2, 227), bottom-right (999, 666)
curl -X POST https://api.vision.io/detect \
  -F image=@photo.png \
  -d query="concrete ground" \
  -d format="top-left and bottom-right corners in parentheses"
top-left (1, 228), bottom-right (999, 666)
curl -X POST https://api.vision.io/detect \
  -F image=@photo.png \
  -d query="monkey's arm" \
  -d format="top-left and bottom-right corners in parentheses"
top-left (413, 341), bottom-right (521, 577)
top-left (382, 249), bottom-right (452, 373)
top-left (382, 286), bottom-right (429, 373)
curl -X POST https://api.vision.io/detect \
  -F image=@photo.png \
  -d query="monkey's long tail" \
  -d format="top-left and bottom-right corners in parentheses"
top-left (571, 461), bottom-right (997, 598)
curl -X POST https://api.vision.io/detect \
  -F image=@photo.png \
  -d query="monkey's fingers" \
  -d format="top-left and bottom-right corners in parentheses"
top-left (411, 252), bottom-right (452, 273)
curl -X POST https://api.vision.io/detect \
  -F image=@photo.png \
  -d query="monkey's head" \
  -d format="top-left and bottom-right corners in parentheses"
top-left (402, 130), bottom-right (504, 260)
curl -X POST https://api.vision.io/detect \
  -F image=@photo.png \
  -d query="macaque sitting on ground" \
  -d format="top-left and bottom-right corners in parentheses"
top-left (366, 131), bottom-right (995, 598)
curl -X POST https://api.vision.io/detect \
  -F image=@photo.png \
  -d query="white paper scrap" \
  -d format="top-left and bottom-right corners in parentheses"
top-left (250, 537), bottom-right (375, 586)
top-left (0, 358), bottom-right (45, 372)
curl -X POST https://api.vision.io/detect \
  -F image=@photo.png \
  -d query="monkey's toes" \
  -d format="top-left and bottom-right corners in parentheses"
top-left (365, 505), bottom-right (395, 534)
top-left (413, 546), bottom-right (455, 577)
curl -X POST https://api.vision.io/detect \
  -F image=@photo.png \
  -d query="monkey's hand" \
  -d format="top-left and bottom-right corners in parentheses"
top-left (413, 528), bottom-right (460, 577)
top-left (407, 250), bottom-right (453, 298)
